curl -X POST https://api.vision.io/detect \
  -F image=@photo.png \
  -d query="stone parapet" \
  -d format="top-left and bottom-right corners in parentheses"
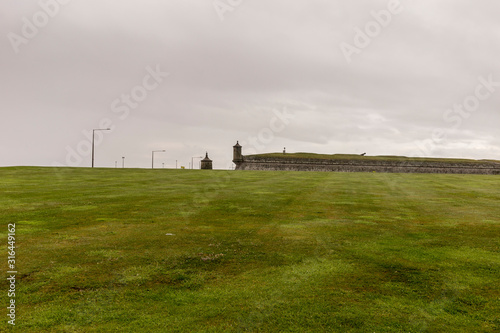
top-left (235, 156), bottom-right (500, 174)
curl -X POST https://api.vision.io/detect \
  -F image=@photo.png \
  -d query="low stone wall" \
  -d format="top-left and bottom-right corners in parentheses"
top-left (235, 156), bottom-right (500, 175)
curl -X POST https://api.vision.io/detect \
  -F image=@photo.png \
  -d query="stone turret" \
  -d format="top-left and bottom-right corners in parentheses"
top-left (200, 152), bottom-right (213, 170)
top-left (233, 141), bottom-right (243, 167)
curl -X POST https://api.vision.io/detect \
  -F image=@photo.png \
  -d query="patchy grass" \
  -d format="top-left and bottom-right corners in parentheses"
top-left (0, 167), bottom-right (499, 332)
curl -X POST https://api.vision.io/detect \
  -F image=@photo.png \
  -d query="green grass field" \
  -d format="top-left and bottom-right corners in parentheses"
top-left (1, 167), bottom-right (499, 332)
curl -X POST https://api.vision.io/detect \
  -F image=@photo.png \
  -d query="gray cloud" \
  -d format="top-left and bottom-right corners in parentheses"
top-left (1, 0), bottom-right (499, 168)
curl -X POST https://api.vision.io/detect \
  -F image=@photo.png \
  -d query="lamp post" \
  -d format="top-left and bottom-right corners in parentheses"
top-left (152, 150), bottom-right (166, 169)
top-left (92, 128), bottom-right (111, 168)
top-left (191, 156), bottom-right (203, 169)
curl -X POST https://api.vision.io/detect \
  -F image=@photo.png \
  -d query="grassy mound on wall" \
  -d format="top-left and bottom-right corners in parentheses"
top-left (249, 152), bottom-right (500, 164)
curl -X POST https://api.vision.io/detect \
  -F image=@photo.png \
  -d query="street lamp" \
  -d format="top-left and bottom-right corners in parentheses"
top-left (152, 150), bottom-right (166, 169)
top-left (92, 128), bottom-right (111, 168)
top-left (191, 156), bottom-right (203, 169)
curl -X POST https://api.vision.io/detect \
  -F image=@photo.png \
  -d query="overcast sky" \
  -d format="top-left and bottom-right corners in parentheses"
top-left (1, 0), bottom-right (499, 169)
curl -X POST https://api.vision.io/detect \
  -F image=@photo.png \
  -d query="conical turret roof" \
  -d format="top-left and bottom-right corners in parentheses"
top-left (201, 152), bottom-right (212, 162)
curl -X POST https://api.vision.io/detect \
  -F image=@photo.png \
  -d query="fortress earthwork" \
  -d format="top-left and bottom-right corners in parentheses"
top-left (231, 142), bottom-right (500, 175)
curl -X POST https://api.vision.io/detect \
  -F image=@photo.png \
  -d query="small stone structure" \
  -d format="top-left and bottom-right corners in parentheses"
top-left (201, 152), bottom-right (213, 170)
top-left (232, 142), bottom-right (500, 175)
top-left (233, 141), bottom-right (243, 165)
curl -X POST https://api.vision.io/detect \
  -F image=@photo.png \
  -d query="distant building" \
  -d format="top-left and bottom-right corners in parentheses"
top-left (201, 152), bottom-right (213, 170)
top-left (232, 142), bottom-right (500, 175)
top-left (232, 141), bottom-right (243, 165)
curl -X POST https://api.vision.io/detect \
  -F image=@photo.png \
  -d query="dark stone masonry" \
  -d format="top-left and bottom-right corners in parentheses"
top-left (201, 152), bottom-right (213, 170)
top-left (232, 142), bottom-right (500, 175)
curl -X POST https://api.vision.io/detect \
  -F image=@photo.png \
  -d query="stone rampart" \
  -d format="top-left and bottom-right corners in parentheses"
top-left (235, 156), bottom-right (500, 175)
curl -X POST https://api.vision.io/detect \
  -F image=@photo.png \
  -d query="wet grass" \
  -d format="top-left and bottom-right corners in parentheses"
top-left (1, 167), bottom-right (499, 332)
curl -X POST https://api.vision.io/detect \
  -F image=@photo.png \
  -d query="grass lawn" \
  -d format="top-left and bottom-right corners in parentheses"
top-left (1, 167), bottom-right (499, 332)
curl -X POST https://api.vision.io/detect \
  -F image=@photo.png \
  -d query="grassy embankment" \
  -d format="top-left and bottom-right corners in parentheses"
top-left (249, 152), bottom-right (500, 164)
top-left (1, 167), bottom-right (499, 332)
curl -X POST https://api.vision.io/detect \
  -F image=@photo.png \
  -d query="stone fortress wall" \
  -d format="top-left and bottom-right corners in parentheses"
top-left (232, 142), bottom-right (500, 175)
